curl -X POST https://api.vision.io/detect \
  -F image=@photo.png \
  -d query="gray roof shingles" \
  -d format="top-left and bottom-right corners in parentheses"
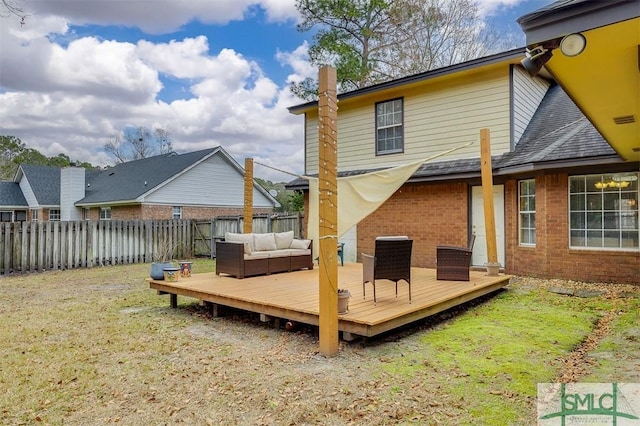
top-left (20, 165), bottom-right (61, 205)
top-left (80, 148), bottom-right (217, 204)
top-left (0, 181), bottom-right (28, 206)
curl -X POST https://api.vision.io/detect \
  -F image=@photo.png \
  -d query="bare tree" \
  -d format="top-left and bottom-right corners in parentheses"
top-left (1, 0), bottom-right (28, 25)
top-left (104, 126), bottom-right (174, 164)
top-left (104, 135), bottom-right (129, 164)
top-left (293, 0), bottom-right (512, 100)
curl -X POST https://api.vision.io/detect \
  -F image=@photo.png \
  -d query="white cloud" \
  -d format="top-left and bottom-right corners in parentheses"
top-left (0, 0), bottom-right (309, 182)
top-left (23, 0), bottom-right (300, 34)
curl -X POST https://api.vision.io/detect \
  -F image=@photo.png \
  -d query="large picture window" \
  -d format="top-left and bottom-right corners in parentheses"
top-left (375, 98), bottom-right (403, 155)
top-left (519, 179), bottom-right (536, 245)
top-left (569, 172), bottom-right (639, 250)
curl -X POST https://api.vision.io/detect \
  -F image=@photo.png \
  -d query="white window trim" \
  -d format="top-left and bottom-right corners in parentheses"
top-left (49, 209), bottom-right (61, 221)
top-left (375, 98), bottom-right (404, 155)
top-left (100, 207), bottom-right (111, 221)
top-left (569, 172), bottom-right (639, 251)
top-left (172, 206), bottom-right (182, 220)
top-left (518, 179), bottom-right (536, 246)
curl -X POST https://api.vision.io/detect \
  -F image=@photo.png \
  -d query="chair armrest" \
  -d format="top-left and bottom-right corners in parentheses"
top-left (362, 253), bottom-right (375, 284)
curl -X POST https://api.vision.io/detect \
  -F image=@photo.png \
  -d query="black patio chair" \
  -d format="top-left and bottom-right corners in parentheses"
top-left (436, 234), bottom-right (476, 281)
top-left (362, 237), bottom-right (413, 304)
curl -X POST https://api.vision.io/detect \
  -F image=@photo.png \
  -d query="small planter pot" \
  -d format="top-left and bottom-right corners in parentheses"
top-left (485, 262), bottom-right (501, 276)
top-left (150, 262), bottom-right (174, 280)
top-left (338, 289), bottom-right (351, 314)
top-left (163, 267), bottom-right (181, 282)
top-left (179, 261), bottom-right (193, 277)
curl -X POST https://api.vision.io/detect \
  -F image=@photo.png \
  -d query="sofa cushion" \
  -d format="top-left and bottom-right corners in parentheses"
top-left (274, 231), bottom-right (295, 249)
top-left (267, 249), bottom-right (292, 258)
top-left (225, 232), bottom-right (255, 254)
top-left (285, 248), bottom-right (312, 256)
top-left (254, 233), bottom-right (277, 251)
top-left (244, 251), bottom-right (270, 260)
top-left (290, 239), bottom-right (311, 250)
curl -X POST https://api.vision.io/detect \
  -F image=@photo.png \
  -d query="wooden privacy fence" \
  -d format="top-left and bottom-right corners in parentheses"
top-left (194, 213), bottom-right (304, 257)
top-left (0, 220), bottom-right (192, 275)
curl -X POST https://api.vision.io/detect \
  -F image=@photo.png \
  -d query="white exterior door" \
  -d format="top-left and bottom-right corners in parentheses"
top-left (471, 185), bottom-right (505, 267)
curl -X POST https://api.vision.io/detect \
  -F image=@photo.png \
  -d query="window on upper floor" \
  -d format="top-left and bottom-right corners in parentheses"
top-left (173, 206), bottom-right (182, 220)
top-left (49, 209), bottom-right (60, 221)
top-left (375, 98), bottom-right (404, 155)
top-left (569, 172), bottom-right (639, 250)
top-left (519, 179), bottom-right (536, 246)
top-left (100, 207), bottom-right (111, 221)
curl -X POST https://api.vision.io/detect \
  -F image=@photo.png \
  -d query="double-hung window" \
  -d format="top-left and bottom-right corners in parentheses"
top-left (519, 179), bottom-right (536, 245)
top-left (49, 209), bottom-right (60, 221)
top-left (569, 172), bottom-right (639, 250)
top-left (100, 207), bottom-right (111, 221)
top-left (172, 206), bottom-right (182, 220)
top-left (375, 98), bottom-right (404, 155)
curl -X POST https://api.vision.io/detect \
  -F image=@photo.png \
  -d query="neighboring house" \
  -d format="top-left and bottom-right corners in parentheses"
top-left (0, 147), bottom-right (278, 222)
top-left (286, 47), bottom-right (639, 283)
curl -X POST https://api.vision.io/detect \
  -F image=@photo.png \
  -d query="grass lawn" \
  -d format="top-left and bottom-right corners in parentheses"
top-left (0, 260), bottom-right (638, 425)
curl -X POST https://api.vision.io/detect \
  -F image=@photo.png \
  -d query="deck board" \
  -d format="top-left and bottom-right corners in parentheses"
top-left (148, 263), bottom-right (511, 338)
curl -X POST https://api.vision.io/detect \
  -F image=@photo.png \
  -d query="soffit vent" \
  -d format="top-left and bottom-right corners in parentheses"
top-left (613, 115), bottom-right (636, 125)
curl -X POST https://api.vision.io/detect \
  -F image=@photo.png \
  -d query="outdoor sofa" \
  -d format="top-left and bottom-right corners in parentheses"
top-left (215, 231), bottom-right (313, 278)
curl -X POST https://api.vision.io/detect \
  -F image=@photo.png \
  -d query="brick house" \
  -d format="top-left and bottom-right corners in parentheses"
top-left (286, 48), bottom-right (639, 284)
top-left (0, 147), bottom-right (278, 222)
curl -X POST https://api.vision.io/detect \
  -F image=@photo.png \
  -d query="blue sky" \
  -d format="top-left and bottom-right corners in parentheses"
top-left (0, 0), bottom-right (550, 182)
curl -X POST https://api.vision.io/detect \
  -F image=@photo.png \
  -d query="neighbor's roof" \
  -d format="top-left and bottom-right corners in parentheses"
top-left (79, 148), bottom-right (218, 204)
top-left (18, 164), bottom-right (61, 206)
top-left (0, 181), bottom-right (28, 207)
top-left (285, 85), bottom-right (620, 190)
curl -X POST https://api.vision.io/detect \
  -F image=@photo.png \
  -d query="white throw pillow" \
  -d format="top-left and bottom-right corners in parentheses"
top-left (274, 231), bottom-right (295, 249)
top-left (290, 239), bottom-right (311, 250)
top-left (225, 232), bottom-right (254, 254)
top-left (254, 233), bottom-right (277, 251)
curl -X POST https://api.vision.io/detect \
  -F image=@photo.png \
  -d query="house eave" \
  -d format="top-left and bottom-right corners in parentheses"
top-left (288, 48), bottom-right (526, 115)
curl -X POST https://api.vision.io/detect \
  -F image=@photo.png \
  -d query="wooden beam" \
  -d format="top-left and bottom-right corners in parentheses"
top-left (243, 158), bottom-right (253, 234)
top-left (479, 128), bottom-right (500, 274)
top-left (317, 66), bottom-right (339, 356)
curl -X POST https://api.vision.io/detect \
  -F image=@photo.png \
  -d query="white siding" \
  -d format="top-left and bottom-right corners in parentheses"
top-left (144, 154), bottom-right (274, 208)
top-left (305, 69), bottom-right (513, 174)
top-left (60, 167), bottom-right (85, 221)
top-left (512, 65), bottom-right (550, 146)
top-left (18, 177), bottom-right (38, 207)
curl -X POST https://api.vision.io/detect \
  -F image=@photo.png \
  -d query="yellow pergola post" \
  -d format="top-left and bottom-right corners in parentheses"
top-left (243, 158), bottom-right (253, 234)
top-left (317, 66), bottom-right (339, 356)
top-left (479, 129), bottom-right (500, 275)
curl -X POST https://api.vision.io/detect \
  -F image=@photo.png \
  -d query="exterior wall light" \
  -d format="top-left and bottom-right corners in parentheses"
top-left (560, 33), bottom-right (586, 57)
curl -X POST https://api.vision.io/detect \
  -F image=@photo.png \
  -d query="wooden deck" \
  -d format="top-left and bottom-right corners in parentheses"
top-left (148, 263), bottom-right (511, 339)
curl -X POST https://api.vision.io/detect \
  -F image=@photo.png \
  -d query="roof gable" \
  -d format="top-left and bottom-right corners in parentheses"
top-left (79, 148), bottom-right (218, 204)
top-left (18, 165), bottom-right (61, 206)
